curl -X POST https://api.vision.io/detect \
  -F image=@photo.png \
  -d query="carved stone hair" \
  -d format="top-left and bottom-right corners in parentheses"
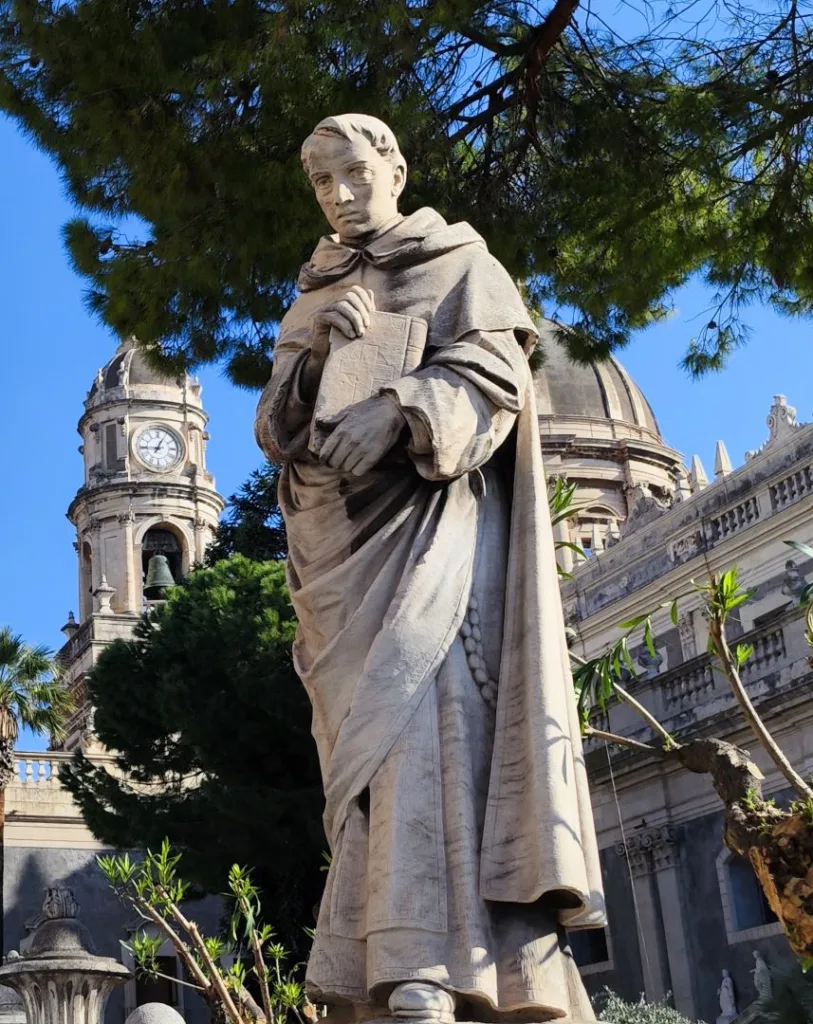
top-left (301, 114), bottom-right (406, 176)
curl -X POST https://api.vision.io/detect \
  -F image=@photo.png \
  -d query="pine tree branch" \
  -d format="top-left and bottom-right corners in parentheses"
top-left (522, 0), bottom-right (580, 72)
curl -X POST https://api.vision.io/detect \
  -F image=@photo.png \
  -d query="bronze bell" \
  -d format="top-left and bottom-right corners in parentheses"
top-left (144, 554), bottom-right (176, 599)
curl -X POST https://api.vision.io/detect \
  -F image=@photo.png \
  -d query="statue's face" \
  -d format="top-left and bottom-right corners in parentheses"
top-left (307, 133), bottom-right (405, 241)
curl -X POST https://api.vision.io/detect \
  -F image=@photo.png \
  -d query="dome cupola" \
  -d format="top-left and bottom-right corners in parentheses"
top-left (533, 320), bottom-right (685, 562)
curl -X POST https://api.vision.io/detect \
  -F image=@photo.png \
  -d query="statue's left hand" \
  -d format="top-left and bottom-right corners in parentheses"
top-left (319, 395), bottom-right (406, 475)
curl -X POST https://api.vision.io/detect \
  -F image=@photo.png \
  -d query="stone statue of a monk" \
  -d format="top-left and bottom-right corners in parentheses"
top-left (256, 113), bottom-right (606, 1024)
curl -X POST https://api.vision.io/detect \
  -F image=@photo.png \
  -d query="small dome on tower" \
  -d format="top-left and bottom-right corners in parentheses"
top-left (88, 337), bottom-right (190, 401)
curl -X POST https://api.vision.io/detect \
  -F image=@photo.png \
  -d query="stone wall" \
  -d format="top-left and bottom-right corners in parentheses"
top-left (4, 755), bottom-right (222, 1024)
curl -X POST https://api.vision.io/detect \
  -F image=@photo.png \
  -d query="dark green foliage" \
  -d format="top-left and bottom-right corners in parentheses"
top-left (2, 2), bottom-right (813, 380)
top-left (207, 462), bottom-right (286, 564)
top-left (60, 556), bottom-right (323, 956)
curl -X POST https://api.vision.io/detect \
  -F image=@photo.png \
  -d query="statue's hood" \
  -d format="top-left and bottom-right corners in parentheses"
top-left (298, 208), bottom-right (485, 292)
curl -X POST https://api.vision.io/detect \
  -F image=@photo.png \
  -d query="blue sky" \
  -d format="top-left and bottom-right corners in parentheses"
top-left (2, 110), bottom-right (813, 745)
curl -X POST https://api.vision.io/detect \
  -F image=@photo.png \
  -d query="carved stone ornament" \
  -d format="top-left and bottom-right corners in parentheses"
top-left (0, 886), bottom-right (130, 1024)
top-left (669, 529), bottom-right (703, 565)
top-left (746, 394), bottom-right (803, 460)
top-left (616, 823), bottom-right (678, 877)
top-left (620, 483), bottom-right (672, 538)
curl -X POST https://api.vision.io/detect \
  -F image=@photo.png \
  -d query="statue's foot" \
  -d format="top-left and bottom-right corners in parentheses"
top-left (388, 982), bottom-right (456, 1024)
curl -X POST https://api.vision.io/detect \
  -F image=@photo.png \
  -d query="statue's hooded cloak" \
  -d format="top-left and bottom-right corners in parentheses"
top-left (257, 207), bottom-right (605, 931)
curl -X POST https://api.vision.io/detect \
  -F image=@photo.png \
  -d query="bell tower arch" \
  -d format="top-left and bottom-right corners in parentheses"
top-left (57, 337), bottom-right (225, 750)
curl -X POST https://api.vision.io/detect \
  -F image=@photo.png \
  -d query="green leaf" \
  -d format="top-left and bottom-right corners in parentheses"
top-left (644, 620), bottom-right (657, 658)
top-left (785, 540), bottom-right (813, 562)
top-left (619, 615), bottom-right (649, 629)
top-left (670, 600), bottom-right (679, 627)
top-left (736, 643), bottom-right (754, 666)
top-left (556, 541), bottom-right (587, 557)
top-left (621, 640), bottom-right (636, 677)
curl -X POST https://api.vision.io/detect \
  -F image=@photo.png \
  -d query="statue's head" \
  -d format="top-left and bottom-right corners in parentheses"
top-left (301, 114), bottom-right (406, 242)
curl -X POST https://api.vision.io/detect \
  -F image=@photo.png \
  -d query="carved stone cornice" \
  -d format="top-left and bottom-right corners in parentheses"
top-left (616, 823), bottom-right (678, 877)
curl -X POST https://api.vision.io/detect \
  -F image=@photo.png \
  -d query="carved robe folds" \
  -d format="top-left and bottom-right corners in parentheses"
top-left (256, 209), bottom-right (605, 1022)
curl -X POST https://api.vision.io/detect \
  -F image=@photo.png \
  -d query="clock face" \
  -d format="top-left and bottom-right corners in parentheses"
top-left (134, 426), bottom-right (183, 471)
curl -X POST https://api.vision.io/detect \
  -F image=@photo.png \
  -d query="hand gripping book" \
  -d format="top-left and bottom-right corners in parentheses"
top-left (309, 309), bottom-right (428, 456)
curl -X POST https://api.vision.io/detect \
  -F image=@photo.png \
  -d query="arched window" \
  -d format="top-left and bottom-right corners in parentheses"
top-left (141, 527), bottom-right (183, 588)
top-left (729, 855), bottom-right (777, 931)
top-left (80, 541), bottom-right (93, 620)
top-left (717, 847), bottom-right (782, 942)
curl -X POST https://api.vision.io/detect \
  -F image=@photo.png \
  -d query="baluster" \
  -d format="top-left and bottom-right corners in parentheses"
top-left (24, 759), bottom-right (34, 784)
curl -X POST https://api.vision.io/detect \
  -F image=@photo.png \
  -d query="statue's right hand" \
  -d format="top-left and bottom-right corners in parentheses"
top-left (311, 286), bottom-right (375, 358)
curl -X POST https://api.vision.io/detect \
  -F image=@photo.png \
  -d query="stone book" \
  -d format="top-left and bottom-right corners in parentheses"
top-left (309, 309), bottom-right (428, 455)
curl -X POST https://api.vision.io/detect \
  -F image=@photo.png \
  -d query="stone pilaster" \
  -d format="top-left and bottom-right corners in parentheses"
top-left (616, 824), bottom-right (697, 1018)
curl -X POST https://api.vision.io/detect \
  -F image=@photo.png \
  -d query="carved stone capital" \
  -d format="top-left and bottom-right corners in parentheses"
top-left (616, 823), bottom-right (678, 877)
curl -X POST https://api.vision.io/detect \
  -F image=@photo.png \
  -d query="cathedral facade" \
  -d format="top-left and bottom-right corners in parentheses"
top-left (535, 321), bottom-right (813, 1023)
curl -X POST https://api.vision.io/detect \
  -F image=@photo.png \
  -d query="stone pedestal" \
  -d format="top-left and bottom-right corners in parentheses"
top-left (0, 888), bottom-right (130, 1024)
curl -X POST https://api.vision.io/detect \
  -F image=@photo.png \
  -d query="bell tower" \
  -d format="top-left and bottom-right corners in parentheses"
top-left (56, 338), bottom-right (225, 750)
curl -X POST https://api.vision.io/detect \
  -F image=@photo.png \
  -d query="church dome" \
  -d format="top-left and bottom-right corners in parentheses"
top-left (532, 320), bottom-right (685, 562)
top-left (533, 320), bottom-right (661, 440)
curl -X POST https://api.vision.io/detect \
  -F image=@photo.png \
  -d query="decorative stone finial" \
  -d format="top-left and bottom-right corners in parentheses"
top-left (767, 394), bottom-right (798, 440)
top-left (42, 889), bottom-right (78, 922)
top-left (93, 575), bottom-right (115, 615)
top-left (714, 440), bottom-right (733, 478)
top-left (60, 612), bottom-right (79, 639)
top-left (689, 455), bottom-right (709, 492)
top-left (0, 886), bottom-right (130, 1024)
top-left (746, 393), bottom-right (803, 459)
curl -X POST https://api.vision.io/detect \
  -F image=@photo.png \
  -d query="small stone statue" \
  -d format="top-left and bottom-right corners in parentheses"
top-left (637, 645), bottom-right (664, 679)
top-left (782, 559), bottom-right (808, 599)
top-left (716, 969), bottom-right (737, 1024)
top-left (752, 950), bottom-right (772, 1001)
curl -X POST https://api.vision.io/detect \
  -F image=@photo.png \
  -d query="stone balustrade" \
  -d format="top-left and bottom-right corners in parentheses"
top-left (582, 607), bottom-right (811, 754)
top-left (661, 657), bottom-right (717, 708)
top-left (769, 461), bottom-right (813, 512)
top-left (705, 495), bottom-right (761, 544)
top-left (652, 615), bottom-right (799, 726)
top-left (14, 753), bottom-right (74, 785)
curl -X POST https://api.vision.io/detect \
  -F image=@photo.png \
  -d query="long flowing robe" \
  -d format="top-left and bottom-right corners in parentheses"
top-left (256, 209), bottom-right (606, 1023)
